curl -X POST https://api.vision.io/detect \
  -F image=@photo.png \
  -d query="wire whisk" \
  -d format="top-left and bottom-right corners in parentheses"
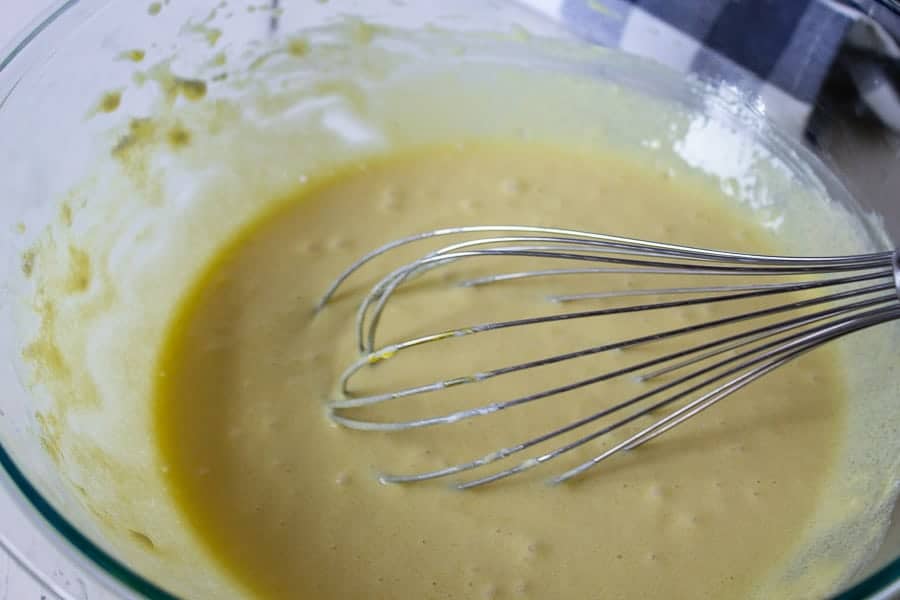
top-left (316, 226), bottom-right (900, 489)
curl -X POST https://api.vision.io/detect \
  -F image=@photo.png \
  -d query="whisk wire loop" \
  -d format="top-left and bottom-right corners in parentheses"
top-left (317, 226), bottom-right (900, 488)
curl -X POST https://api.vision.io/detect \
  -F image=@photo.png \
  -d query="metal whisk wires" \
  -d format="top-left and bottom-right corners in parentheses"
top-left (316, 226), bottom-right (900, 489)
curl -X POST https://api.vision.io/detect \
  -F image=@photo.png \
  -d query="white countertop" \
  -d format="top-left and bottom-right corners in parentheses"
top-left (1, 1), bottom-right (54, 52)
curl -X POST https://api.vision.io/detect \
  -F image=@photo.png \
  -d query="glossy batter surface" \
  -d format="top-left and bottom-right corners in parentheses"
top-left (155, 144), bottom-right (846, 599)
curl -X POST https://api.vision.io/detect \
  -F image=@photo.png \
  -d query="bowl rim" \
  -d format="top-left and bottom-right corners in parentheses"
top-left (0, 443), bottom-right (177, 599)
top-left (1, 1), bottom-right (899, 599)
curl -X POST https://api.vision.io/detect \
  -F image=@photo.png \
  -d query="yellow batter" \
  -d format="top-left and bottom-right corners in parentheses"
top-left (155, 144), bottom-right (846, 599)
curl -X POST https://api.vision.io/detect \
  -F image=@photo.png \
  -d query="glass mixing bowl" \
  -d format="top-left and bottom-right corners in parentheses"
top-left (0, 1), bottom-right (898, 598)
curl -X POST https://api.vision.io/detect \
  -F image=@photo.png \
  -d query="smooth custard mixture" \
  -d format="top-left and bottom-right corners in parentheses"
top-left (155, 144), bottom-right (848, 599)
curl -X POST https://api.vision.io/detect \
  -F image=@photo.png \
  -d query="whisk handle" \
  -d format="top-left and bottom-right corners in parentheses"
top-left (893, 252), bottom-right (900, 297)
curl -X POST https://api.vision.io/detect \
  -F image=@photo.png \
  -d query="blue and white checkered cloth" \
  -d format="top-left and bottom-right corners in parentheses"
top-left (522, 0), bottom-right (900, 136)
